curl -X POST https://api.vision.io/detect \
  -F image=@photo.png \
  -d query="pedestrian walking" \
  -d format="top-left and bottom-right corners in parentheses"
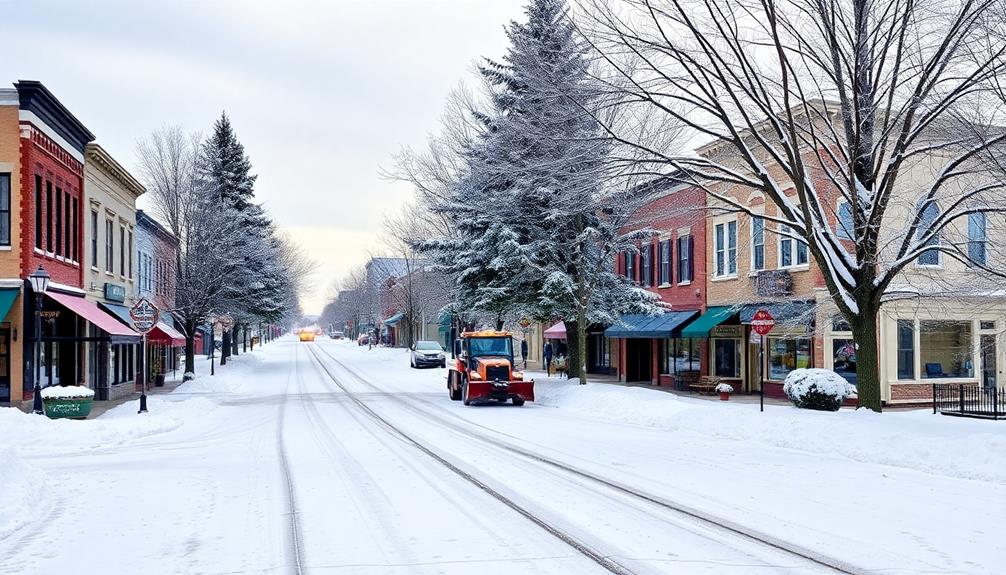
top-left (520, 339), bottom-right (528, 370)
top-left (544, 341), bottom-right (554, 377)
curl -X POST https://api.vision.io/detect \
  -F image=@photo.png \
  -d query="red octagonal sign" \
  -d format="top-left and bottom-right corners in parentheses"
top-left (751, 309), bottom-right (775, 336)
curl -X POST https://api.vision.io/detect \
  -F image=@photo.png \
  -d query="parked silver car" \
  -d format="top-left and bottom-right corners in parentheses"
top-left (410, 340), bottom-right (446, 368)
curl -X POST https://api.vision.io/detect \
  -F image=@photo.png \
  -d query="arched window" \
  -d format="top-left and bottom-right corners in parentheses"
top-left (916, 198), bottom-right (940, 266)
top-left (968, 212), bottom-right (987, 266)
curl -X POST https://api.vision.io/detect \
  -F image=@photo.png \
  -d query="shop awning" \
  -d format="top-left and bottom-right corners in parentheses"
top-left (47, 291), bottom-right (141, 343)
top-left (0, 288), bottom-right (18, 322)
top-left (544, 321), bottom-right (566, 338)
top-left (149, 321), bottom-right (185, 346)
top-left (739, 301), bottom-right (815, 326)
top-left (99, 302), bottom-right (133, 327)
top-left (604, 311), bottom-right (699, 339)
top-left (383, 312), bottom-right (404, 326)
top-left (679, 306), bottom-right (736, 339)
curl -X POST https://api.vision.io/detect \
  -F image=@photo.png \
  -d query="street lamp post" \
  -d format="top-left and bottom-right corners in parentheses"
top-left (28, 266), bottom-right (50, 415)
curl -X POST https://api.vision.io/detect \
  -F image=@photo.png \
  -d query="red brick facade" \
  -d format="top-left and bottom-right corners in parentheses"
top-left (19, 123), bottom-right (84, 288)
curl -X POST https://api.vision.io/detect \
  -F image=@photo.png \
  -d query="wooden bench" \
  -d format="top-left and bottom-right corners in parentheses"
top-left (690, 375), bottom-right (723, 395)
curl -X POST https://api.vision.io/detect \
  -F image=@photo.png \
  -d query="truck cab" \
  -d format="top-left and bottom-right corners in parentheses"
top-left (447, 331), bottom-right (534, 406)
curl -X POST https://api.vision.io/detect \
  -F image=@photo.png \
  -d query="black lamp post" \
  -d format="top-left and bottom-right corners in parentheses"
top-left (28, 266), bottom-right (50, 415)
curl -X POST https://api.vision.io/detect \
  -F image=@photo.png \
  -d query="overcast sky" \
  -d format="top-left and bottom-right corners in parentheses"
top-left (1, 0), bottom-right (526, 314)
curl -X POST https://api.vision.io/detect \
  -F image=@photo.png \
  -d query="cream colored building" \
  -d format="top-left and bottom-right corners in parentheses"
top-left (83, 143), bottom-right (144, 401)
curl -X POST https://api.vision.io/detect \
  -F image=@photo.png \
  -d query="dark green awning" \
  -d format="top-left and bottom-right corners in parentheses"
top-left (383, 312), bottom-right (404, 326)
top-left (0, 288), bottom-right (18, 322)
top-left (680, 306), bottom-right (736, 339)
top-left (739, 301), bottom-right (815, 326)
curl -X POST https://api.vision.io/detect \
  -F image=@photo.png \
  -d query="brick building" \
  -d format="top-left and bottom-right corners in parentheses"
top-left (606, 178), bottom-right (708, 385)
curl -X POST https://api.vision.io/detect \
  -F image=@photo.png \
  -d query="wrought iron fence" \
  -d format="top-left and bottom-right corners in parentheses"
top-left (933, 383), bottom-right (1005, 420)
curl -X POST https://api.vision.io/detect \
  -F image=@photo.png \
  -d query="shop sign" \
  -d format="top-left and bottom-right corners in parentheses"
top-left (38, 310), bottom-right (60, 319)
top-left (130, 298), bottom-right (160, 333)
top-left (104, 283), bottom-right (126, 303)
top-left (710, 325), bottom-right (743, 338)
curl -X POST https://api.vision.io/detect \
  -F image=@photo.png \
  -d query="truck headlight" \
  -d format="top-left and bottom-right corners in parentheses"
top-left (511, 371), bottom-right (524, 380)
top-left (469, 371), bottom-right (482, 380)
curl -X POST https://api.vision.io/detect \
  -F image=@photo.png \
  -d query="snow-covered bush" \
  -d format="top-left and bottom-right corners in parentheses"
top-left (715, 383), bottom-right (734, 393)
top-left (183, 372), bottom-right (195, 382)
top-left (783, 369), bottom-right (853, 411)
top-left (40, 386), bottom-right (94, 400)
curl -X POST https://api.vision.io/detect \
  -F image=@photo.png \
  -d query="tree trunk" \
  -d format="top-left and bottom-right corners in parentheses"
top-left (184, 318), bottom-right (196, 379)
top-left (566, 319), bottom-right (581, 380)
top-left (576, 306), bottom-right (588, 385)
top-left (850, 306), bottom-right (882, 412)
top-left (243, 324), bottom-right (247, 353)
top-left (232, 326), bottom-right (240, 356)
top-left (221, 329), bottom-right (230, 365)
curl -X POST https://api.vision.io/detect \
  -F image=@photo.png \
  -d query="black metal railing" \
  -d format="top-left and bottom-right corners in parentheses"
top-left (933, 383), bottom-right (1005, 420)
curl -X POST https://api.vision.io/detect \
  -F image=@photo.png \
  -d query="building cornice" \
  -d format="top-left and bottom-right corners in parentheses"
top-left (85, 143), bottom-right (146, 198)
top-left (15, 80), bottom-right (94, 153)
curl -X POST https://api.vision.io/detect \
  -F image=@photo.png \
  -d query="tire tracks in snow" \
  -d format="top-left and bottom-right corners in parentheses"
top-left (276, 345), bottom-right (306, 575)
top-left (303, 344), bottom-right (636, 575)
top-left (311, 343), bottom-right (864, 575)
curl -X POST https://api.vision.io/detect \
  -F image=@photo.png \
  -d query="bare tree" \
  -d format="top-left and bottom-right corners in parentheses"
top-left (578, 0), bottom-right (1006, 410)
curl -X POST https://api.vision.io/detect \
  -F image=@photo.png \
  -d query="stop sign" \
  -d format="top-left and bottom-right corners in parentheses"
top-left (751, 309), bottom-right (775, 336)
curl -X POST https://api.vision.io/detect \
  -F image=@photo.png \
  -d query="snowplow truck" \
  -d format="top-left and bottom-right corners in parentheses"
top-left (447, 331), bottom-right (534, 406)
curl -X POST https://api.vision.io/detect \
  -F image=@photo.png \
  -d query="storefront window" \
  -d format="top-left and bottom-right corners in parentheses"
top-left (920, 320), bottom-right (973, 379)
top-left (767, 337), bottom-right (811, 380)
top-left (663, 338), bottom-right (700, 374)
top-left (897, 320), bottom-right (914, 379)
top-left (713, 339), bottom-right (740, 377)
top-left (832, 338), bottom-right (857, 385)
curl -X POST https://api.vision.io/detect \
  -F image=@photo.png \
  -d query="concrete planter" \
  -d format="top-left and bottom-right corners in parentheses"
top-left (43, 398), bottom-right (94, 419)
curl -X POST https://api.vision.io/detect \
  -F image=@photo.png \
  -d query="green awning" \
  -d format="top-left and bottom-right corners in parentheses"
top-left (383, 312), bottom-right (404, 326)
top-left (680, 306), bottom-right (736, 339)
top-left (0, 288), bottom-right (18, 322)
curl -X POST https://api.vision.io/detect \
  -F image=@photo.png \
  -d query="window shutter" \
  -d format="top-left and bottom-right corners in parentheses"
top-left (688, 235), bottom-right (695, 281)
top-left (667, 239), bottom-right (673, 284)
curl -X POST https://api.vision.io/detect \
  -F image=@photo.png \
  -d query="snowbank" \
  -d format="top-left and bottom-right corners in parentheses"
top-left (40, 385), bottom-right (95, 399)
top-left (0, 396), bottom-right (218, 456)
top-left (534, 377), bottom-right (1006, 484)
top-left (0, 449), bottom-right (47, 540)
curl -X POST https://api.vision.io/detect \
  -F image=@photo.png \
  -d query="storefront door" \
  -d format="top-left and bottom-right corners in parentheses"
top-left (980, 334), bottom-right (997, 389)
top-left (625, 339), bottom-right (651, 382)
top-left (0, 328), bottom-right (9, 402)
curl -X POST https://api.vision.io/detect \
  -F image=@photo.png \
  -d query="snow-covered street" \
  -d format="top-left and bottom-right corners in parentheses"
top-left (1, 337), bottom-right (1003, 575)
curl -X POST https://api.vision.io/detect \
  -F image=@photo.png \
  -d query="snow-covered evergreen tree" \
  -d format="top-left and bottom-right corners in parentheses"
top-left (420, 0), bottom-right (658, 382)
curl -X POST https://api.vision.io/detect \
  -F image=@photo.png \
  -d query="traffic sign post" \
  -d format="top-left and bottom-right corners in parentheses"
top-left (750, 309), bottom-right (775, 413)
top-left (130, 299), bottom-right (160, 414)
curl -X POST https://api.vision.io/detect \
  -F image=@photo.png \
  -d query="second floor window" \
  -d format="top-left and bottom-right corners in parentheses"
top-left (34, 176), bottom-right (42, 250)
top-left (624, 251), bottom-right (636, 282)
top-left (120, 226), bottom-right (126, 276)
top-left (916, 198), bottom-right (940, 266)
top-left (641, 243), bottom-right (652, 287)
top-left (55, 189), bottom-right (62, 257)
top-left (0, 173), bottom-right (9, 246)
top-left (751, 216), bottom-right (765, 271)
top-left (677, 235), bottom-right (692, 283)
top-left (128, 231), bottom-right (134, 279)
top-left (105, 219), bottom-right (114, 273)
top-left (46, 182), bottom-right (53, 253)
top-left (838, 200), bottom-right (854, 240)
top-left (968, 212), bottom-right (986, 266)
top-left (91, 211), bottom-right (98, 267)
top-left (714, 221), bottom-right (737, 277)
top-left (659, 239), bottom-right (671, 285)
top-left (64, 191), bottom-right (71, 259)
top-left (779, 224), bottom-right (808, 268)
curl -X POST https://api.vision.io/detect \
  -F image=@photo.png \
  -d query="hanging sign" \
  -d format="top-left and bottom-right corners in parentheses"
top-left (130, 298), bottom-right (160, 333)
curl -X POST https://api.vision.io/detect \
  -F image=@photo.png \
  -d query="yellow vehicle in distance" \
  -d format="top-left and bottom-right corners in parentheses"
top-left (298, 329), bottom-right (316, 342)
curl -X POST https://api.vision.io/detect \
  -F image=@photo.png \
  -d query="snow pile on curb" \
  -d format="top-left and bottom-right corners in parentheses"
top-left (0, 448), bottom-right (47, 540)
top-left (0, 396), bottom-right (218, 456)
top-left (534, 378), bottom-right (1006, 484)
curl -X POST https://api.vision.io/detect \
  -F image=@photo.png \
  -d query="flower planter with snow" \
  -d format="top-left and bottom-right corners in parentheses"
top-left (40, 386), bottom-right (95, 419)
top-left (715, 383), bottom-right (734, 401)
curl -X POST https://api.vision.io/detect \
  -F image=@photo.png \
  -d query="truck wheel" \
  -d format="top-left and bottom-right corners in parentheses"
top-left (462, 378), bottom-right (472, 406)
top-left (512, 397), bottom-right (526, 406)
top-left (448, 373), bottom-right (462, 401)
